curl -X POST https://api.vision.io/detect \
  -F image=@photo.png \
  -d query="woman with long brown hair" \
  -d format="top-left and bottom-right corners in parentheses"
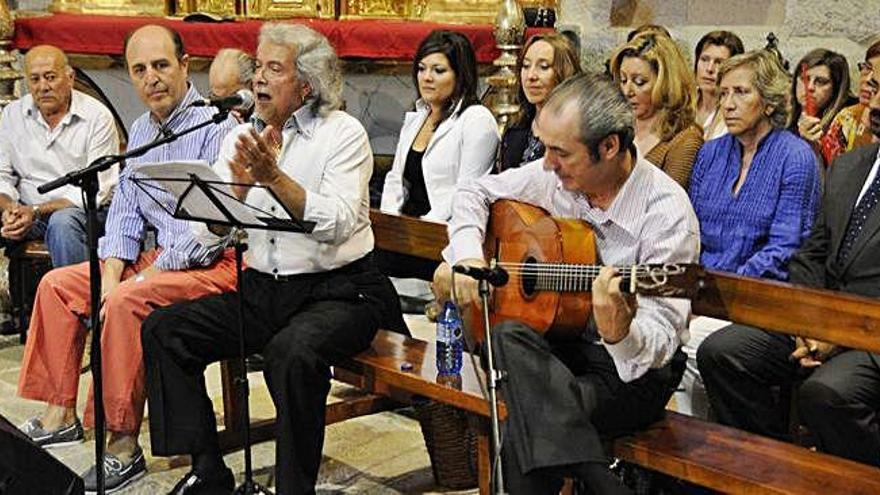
top-left (497, 32), bottom-right (581, 172)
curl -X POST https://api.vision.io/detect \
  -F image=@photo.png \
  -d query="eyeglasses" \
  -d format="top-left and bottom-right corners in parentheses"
top-left (859, 61), bottom-right (874, 75)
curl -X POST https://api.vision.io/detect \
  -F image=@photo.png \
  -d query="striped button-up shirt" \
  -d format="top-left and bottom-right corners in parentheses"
top-left (443, 157), bottom-right (700, 382)
top-left (97, 84), bottom-right (236, 270)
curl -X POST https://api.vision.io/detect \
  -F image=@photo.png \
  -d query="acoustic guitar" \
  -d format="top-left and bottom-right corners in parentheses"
top-left (468, 199), bottom-right (704, 343)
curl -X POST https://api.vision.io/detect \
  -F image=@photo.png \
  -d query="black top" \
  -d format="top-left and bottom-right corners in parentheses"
top-left (401, 147), bottom-right (430, 217)
top-left (498, 121), bottom-right (545, 173)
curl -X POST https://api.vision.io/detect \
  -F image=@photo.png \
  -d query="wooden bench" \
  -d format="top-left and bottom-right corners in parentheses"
top-left (219, 208), bottom-right (880, 493)
top-left (217, 210), bottom-right (508, 492)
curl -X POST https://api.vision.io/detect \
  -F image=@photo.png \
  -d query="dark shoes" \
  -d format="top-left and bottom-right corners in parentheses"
top-left (19, 416), bottom-right (85, 448)
top-left (82, 446), bottom-right (147, 494)
top-left (168, 466), bottom-right (235, 494)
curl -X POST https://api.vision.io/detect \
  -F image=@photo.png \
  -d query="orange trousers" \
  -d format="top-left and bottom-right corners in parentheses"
top-left (17, 248), bottom-right (238, 433)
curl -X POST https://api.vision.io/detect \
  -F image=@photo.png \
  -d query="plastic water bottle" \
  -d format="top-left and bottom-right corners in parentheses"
top-left (436, 301), bottom-right (464, 375)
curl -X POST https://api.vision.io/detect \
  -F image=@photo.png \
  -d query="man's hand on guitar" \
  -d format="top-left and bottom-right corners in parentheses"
top-left (432, 259), bottom-right (485, 309)
top-left (592, 266), bottom-right (638, 344)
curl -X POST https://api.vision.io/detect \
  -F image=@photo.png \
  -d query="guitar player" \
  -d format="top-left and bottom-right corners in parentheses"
top-left (432, 73), bottom-right (700, 494)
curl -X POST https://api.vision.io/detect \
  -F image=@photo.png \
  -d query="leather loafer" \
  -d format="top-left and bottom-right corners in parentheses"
top-left (168, 467), bottom-right (234, 494)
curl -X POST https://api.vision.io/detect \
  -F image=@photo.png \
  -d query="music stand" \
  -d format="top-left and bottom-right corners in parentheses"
top-left (131, 165), bottom-right (314, 495)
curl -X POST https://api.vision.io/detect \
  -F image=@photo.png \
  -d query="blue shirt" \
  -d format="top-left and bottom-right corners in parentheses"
top-left (97, 84), bottom-right (236, 270)
top-left (688, 128), bottom-right (821, 280)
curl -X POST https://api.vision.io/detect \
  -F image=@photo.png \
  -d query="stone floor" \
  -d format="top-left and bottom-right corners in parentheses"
top-left (0, 315), bottom-right (478, 494)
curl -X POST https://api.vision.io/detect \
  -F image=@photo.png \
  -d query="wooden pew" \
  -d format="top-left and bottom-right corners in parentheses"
top-left (218, 210), bottom-right (507, 493)
top-left (365, 209), bottom-right (880, 494)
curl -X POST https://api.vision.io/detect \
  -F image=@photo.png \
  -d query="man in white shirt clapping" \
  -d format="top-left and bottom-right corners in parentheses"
top-left (141, 23), bottom-right (406, 495)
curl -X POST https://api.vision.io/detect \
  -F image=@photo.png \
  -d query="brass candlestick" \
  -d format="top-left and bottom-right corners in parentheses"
top-left (487, 0), bottom-right (525, 135)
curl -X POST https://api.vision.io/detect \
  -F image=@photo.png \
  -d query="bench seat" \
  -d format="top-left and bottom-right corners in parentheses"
top-left (613, 411), bottom-right (880, 494)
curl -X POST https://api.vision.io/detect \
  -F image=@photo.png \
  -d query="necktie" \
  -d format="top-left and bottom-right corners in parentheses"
top-left (837, 168), bottom-right (880, 263)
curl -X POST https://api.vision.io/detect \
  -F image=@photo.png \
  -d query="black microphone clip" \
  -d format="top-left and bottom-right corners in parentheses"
top-left (452, 264), bottom-right (509, 287)
top-left (191, 89), bottom-right (255, 113)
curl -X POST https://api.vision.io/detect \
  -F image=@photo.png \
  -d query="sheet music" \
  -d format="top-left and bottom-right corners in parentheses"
top-left (133, 161), bottom-right (295, 227)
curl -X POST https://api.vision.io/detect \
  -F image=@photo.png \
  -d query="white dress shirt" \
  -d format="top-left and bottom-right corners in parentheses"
top-left (214, 106), bottom-right (374, 275)
top-left (443, 157), bottom-right (701, 382)
top-left (0, 90), bottom-right (119, 207)
top-left (380, 99), bottom-right (499, 222)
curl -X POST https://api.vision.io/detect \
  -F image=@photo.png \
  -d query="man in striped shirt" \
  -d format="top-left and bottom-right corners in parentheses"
top-left (433, 73), bottom-right (700, 494)
top-left (17, 25), bottom-right (237, 493)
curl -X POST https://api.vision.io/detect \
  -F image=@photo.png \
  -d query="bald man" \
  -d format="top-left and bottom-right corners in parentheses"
top-left (209, 48), bottom-right (255, 122)
top-left (0, 45), bottom-right (119, 268)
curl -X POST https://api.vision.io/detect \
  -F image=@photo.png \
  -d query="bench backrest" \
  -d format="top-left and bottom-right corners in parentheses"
top-left (368, 208), bottom-right (880, 354)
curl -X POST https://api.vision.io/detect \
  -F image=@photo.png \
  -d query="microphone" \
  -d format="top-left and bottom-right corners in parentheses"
top-left (191, 89), bottom-right (254, 113)
top-left (453, 264), bottom-right (509, 287)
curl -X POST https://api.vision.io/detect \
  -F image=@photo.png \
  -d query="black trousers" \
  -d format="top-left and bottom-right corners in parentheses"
top-left (697, 324), bottom-right (880, 466)
top-left (141, 254), bottom-right (406, 495)
top-left (492, 322), bottom-right (686, 494)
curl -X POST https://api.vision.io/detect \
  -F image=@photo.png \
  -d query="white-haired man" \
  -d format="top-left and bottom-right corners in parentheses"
top-left (142, 23), bottom-right (405, 494)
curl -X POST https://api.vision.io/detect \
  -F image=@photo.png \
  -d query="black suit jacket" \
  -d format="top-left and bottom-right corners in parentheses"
top-left (789, 142), bottom-right (880, 297)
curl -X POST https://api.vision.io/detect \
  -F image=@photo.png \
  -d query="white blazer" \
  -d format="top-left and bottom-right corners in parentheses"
top-left (380, 99), bottom-right (499, 222)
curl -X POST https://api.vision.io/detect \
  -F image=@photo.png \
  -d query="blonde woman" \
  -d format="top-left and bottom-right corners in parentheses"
top-left (611, 33), bottom-right (703, 188)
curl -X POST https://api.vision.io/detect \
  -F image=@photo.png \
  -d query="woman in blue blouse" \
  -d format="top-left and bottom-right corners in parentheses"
top-left (681, 50), bottom-right (822, 419)
top-left (689, 50), bottom-right (821, 281)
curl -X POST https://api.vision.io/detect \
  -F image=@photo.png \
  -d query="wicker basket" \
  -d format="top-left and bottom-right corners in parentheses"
top-left (416, 400), bottom-right (480, 489)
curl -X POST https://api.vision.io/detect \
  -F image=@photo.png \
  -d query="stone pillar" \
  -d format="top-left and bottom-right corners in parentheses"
top-left (0, 0), bottom-right (21, 109)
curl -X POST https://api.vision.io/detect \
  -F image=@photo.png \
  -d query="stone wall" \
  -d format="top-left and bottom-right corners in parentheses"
top-left (559, 0), bottom-right (879, 89)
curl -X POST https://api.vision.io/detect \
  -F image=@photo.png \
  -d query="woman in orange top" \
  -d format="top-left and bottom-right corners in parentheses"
top-left (820, 40), bottom-right (880, 165)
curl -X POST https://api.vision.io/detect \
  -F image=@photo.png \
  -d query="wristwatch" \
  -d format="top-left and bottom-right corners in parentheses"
top-left (31, 204), bottom-right (41, 221)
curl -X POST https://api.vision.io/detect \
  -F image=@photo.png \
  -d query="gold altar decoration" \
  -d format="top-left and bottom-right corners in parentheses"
top-left (0, 0), bottom-right (21, 109)
top-left (174, 0), bottom-right (333, 19)
top-left (51, 0), bottom-right (169, 16)
top-left (485, 0), bottom-right (524, 133)
top-left (175, 0), bottom-right (240, 17)
top-left (245, 0), bottom-right (334, 19)
top-left (341, 0), bottom-right (552, 23)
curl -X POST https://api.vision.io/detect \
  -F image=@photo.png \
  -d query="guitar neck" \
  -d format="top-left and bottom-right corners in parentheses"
top-left (497, 261), bottom-right (701, 298)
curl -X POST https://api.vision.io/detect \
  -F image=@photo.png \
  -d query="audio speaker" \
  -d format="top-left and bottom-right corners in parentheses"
top-left (0, 413), bottom-right (83, 494)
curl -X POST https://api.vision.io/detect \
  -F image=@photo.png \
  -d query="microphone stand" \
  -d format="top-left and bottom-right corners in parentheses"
top-left (478, 277), bottom-right (507, 495)
top-left (37, 110), bottom-right (231, 495)
top-left (453, 264), bottom-right (507, 494)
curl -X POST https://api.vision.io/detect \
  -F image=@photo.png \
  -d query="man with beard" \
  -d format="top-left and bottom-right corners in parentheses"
top-left (698, 78), bottom-right (880, 467)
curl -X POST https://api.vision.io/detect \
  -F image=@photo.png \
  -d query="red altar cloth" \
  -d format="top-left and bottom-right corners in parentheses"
top-left (13, 13), bottom-right (548, 62)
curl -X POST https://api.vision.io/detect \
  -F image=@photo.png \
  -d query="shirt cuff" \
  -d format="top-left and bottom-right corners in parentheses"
top-left (302, 190), bottom-right (338, 243)
top-left (602, 320), bottom-right (646, 382)
top-left (444, 229), bottom-right (485, 264)
top-left (98, 235), bottom-right (140, 262)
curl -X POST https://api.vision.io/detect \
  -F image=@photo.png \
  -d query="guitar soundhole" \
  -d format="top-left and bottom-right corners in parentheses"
top-left (521, 257), bottom-right (538, 297)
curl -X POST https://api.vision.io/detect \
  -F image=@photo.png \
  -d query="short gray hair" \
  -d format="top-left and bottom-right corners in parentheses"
top-left (213, 48), bottom-right (255, 87)
top-left (543, 73), bottom-right (636, 160)
top-left (258, 23), bottom-right (342, 116)
top-left (717, 50), bottom-right (791, 129)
